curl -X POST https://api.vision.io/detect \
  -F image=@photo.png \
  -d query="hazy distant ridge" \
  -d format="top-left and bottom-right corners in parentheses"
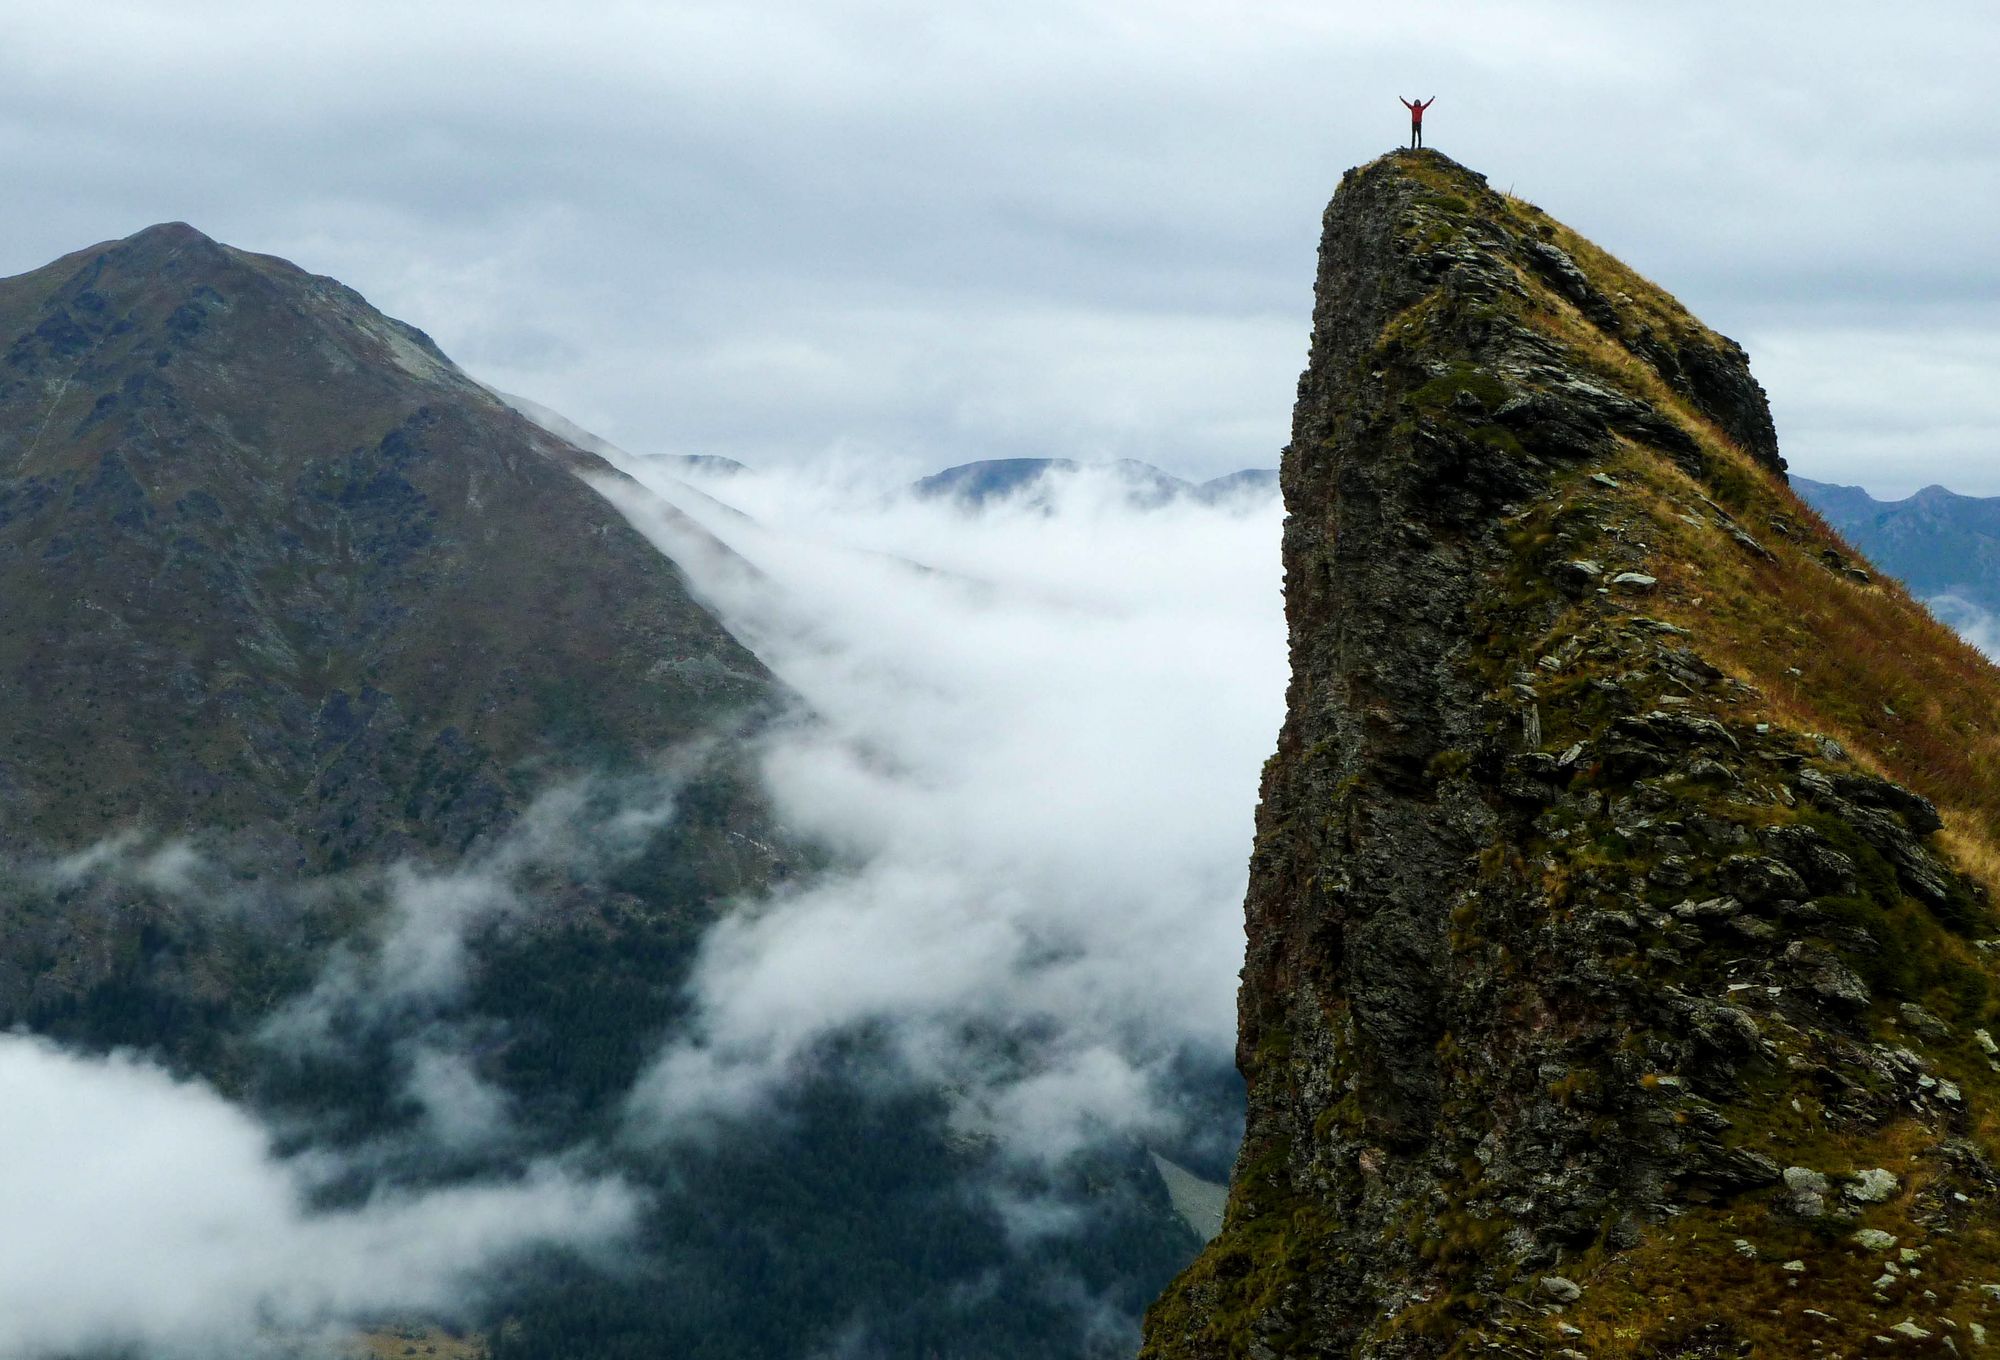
top-left (1795, 476), bottom-right (2000, 618)
top-left (911, 458), bottom-right (1277, 508)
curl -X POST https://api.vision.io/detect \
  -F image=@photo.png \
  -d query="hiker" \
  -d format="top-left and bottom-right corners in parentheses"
top-left (1400, 97), bottom-right (1435, 149)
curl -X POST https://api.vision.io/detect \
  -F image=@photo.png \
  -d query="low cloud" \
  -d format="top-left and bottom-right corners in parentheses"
top-left (39, 830), bottom-right (213, 896)
top-left (598, 457), bottom-right (1286, 1164)
top-left (263, 766), bottom-right (684, 1047)
top-left (1928, 593), bottom-right (2000, 659)
top-left (0, 1034), bottom-right (635, 1360)
top-left (0, 448), bottom-right (1284, 1352)
top-left (0, 770), bottom-right (695, 1356)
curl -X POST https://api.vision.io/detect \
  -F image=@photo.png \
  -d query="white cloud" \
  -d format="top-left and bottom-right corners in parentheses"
top-left (1755, 329), bottom-right (2000, 496)
top-left (40, 831), bottom-right (210, 895)
top-left (0, 1035), bottom-right (634, 1360)
top-left (601, 457), bottom-right (1286, 1162)
top-left (262, 767), bottom-right (683, 1049)
top-left (404, 1043), bottom-right (518, 1153)
top-left (6, 3), bottom-right (1999, 487)
top-left (1928, 594), bottom-right (2000, 659)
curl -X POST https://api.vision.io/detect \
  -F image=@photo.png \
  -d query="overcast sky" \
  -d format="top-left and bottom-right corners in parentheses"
top-left (3, 0), bottom-right (1996, 494)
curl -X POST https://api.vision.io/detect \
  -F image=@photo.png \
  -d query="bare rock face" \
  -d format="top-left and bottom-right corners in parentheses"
top-left (1143, 150), bottom-right (2000, 1358)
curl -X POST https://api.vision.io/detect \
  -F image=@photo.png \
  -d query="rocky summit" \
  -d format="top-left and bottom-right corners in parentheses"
top-left (1142, 150), bottom-right (2000, 1357)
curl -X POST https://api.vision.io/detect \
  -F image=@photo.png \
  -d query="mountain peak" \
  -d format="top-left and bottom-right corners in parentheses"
top-left (93, 220), bottom-right (235, 279)
top-left (1145, 157), bottom-right (2000, 1358)
top-left (0, 216), bottom-right (489, 469)
top-left (1333, 147), bottom-right (1785, 477)
top-left (123, 219), bottom-right (217, 248)
top-left (0, 227), bottom-right (776, 864)
top-left (1910, 482), bottom-right (1962, 504)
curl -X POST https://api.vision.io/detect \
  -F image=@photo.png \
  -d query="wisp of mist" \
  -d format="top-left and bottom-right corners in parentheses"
top-left (0, 1035), bottom-right (634, 1358)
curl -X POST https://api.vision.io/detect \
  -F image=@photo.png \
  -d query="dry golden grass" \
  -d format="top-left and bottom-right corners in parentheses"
top-left (1504, 238), bottom-right (2000, 901)
top-left (355, 1327), bottom-right (484, 1360)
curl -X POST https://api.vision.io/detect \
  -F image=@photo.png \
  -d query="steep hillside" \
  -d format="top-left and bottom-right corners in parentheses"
top-left (1144, 150), bottom-right (2000, 1358)
top-left (0, 222), bottom-right (775, 872)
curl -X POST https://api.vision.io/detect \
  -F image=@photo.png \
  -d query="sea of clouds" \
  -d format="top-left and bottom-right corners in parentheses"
top-left (14, 434), bottom-right (2000, 1357)
top-left (596, 459), bottom-right (1288, 1163)
top-left (0, 458), bottom-right (1287, 1357)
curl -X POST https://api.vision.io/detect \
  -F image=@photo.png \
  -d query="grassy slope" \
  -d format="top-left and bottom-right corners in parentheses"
top-left (1483, 164), bottom-right (2000, 1358)
top-left (0, 223), bottom-right (776, 866)
top-left (1500, 186), bottom-right (2000, 892)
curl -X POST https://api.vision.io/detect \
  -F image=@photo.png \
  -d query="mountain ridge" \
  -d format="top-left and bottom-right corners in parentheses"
top-left (1795, 475), bottom-right (2000, 623)
top-left (912, 457), bottom-right (1276, 507)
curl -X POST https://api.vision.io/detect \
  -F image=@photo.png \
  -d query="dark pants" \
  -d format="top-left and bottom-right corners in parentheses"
top-left (1410, 121), bottom-right (1423, 148)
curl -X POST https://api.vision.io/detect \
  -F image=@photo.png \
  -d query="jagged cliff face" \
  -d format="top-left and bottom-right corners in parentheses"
top-left (1145, 152), bottom-right (2000, 1357)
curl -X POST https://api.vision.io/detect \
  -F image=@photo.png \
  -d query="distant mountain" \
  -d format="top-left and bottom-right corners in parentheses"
top-left (0, 223), bottom-right (779, 874)
top-left (1795, 476), bottom-right (2000, 617)
top-left (1194, 467), bottom-right (1280, 501)
top-left (912, 458), bottom-right (1277, 508)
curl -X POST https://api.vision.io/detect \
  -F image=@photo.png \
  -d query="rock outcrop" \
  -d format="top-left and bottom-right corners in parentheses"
top-left (1144, 151), bottom-right (2000, 1358)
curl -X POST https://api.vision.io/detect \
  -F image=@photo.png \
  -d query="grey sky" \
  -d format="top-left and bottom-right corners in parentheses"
top-left (3, 0), bottom-right (1996, 493)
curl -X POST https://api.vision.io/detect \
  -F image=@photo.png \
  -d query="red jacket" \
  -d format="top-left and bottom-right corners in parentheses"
top-left (1402, 98), bottom-right (1434, 123)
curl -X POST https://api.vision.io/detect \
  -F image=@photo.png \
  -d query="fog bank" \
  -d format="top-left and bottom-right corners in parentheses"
top-left (600, 458), bottom-right (1287, 1163)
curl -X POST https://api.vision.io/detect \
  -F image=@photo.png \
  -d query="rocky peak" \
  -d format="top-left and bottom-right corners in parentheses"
top-left (128, 220), bottom-right (210, 242)
top-left (3, 218), bottom-right (482, 463)
top-left (98, 220), bottom-right (224, 269)
top-left (1144, 150), bottom-right (2000, 1358)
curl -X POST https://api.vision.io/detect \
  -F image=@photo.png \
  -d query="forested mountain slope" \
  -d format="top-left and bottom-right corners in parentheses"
top-left (0, 221), bottom-right (776, 869)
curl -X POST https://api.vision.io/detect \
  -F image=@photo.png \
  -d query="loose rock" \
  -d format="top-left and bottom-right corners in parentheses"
top-left (1540, 1276), bottom-right (1583, 1304)
top-left (1848, 1169), bottom-right (1901, 1204)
